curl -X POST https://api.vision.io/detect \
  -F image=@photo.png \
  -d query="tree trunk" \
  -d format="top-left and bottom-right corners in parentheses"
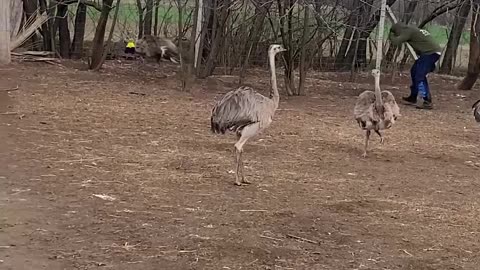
top-left (89, 0), bottom-right (115, 69)
top-left (56, 1), bottom-right (71, 58)
top-left (199, 0), bottom-right (231, 78)
top-left (458, 0), bottom-right (480, 90)
top-left (153, 0), bottom-right (160, 35)
top-left (38, 0), bottom-right (53, 51)
top-left (440, 0), bottom-right (471, 74)
top-left (92, 0), bottom-right (121, 70)
top-left (298, 5), bottom-right (310, 96)
top-left (238, 0), bottom-right (272, 84)
top-left (22, 0), bottom-right (40, 50)
top-left (71, 2), bottom-right (87, 59)
top-left (277, 0), bottom-right (296, 95)
top-left (144, 0), bottom-right (153, 36)
top-left (177, 0), bottom-right (187, 91)
top-left (136, 0), bottom-right (144, 38)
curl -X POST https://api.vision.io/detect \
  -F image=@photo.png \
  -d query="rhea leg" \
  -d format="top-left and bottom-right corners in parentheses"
top-left (374, 130), bottom-right (384, 144)
top-left (233, 123), bottom-right (261, 186)
top-left (362, 130), bottom-right (371, 158)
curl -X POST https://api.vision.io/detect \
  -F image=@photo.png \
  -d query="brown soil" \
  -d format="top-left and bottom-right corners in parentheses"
top-left (1, 60), bottom-right (480, 270)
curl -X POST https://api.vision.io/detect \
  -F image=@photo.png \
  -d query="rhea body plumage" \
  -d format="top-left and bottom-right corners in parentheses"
top-left (472, 99), bottom-right (480, 123)
top-left (135, 35), bottom-right (180, 63)
top-left (210, 44), bottom-right (286, 186)
top-left (353, 69), bottom-right (400, 157)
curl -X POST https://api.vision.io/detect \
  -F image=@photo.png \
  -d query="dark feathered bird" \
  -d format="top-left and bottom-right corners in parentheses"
top-left (210, 44), bottom-right (286, 186)
top-left (472, 99), bottom-right (480, 123)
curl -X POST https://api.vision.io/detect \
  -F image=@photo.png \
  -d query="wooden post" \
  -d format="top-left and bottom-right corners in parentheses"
top-left (0, 0), bottom-right (11, 64)
top-left (375, 0), bottom-right (387, 70)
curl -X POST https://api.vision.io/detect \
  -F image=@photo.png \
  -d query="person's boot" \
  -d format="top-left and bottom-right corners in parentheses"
top-left (416, 99), bottom-right (433, 110)
top-left (402, 95), bottom-right (417, 105)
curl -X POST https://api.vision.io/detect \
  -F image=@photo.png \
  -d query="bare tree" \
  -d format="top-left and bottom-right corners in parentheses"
top-left (136, 0), bottom-right (145, 38)
top-left (298, 3), bottom-right (311, 96)
top-left (176, 0), bottom-right (188, 91)
top-left (458, 0), bottom-right (480, 90)
top-left (71, 2), bottom-right (87, 59)
top-left (238, 0), bottom-right (273, 84)
top-left (54, 0), bottom-right (71, 58)
top-left (144, 0), bottom-right (154, 35)
top-left (89, 0), bottom-right (115, 69)
top-left (440, 0), bottom-right (471, 74)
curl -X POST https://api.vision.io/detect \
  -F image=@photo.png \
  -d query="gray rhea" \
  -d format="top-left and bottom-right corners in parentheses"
top-left (353, 69), bottom-right (400, 157)
top-left (210, 44), bottom-right (286, 186)
top-left (136, 35), bottom-right (180, 64)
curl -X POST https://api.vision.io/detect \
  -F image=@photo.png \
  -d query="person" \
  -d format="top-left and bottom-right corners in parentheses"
top-left (124, 38), bottom-right (136, 59)
top-left (389, 23), bottom-right (442, 110)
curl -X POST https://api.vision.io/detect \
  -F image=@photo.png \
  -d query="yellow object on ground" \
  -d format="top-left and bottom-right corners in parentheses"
top-left (126, 40), bottom-right (135, 48)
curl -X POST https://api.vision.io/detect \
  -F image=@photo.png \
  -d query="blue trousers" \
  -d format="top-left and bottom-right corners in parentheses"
top-left (409, 53), bottom-right (440, 102)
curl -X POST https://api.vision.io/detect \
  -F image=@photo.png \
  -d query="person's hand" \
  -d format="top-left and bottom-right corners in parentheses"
top-left (388, 31), bottom-right (394, 40)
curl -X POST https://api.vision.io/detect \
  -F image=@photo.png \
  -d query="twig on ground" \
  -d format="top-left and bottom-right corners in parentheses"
top-left (129, 91), bottom-right (146, 96)
top-left (239, 209), bottom-right (268, 212)
top-left (286, 234), bottom-right (319, 244)
top-left (0, 85), bottom-right (19, 92)
top-left (259, 234), bottom-right (284, 242)
top-left (0, 112), bottom-right (18, 115)
top-left (401, 249), bottom-right (413, 256)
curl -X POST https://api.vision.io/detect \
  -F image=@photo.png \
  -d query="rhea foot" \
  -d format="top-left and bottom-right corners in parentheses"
top-left (241, 177), bottom-right (251, 184)
top-left (234, 179), bottom-right (251, 186)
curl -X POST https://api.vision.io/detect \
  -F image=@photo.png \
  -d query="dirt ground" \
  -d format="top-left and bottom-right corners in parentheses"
top-left (1, 59), bottom-right (480, 270)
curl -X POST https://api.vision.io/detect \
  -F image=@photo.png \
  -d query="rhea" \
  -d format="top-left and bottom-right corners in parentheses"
top-left (354, 69), bottom-right (400, 157)
top-left (210, 44), bottom-right (286, 186)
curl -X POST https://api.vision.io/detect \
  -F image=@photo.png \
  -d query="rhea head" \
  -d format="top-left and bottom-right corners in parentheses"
top-left (371, 69), bottom-right (380, 78)
top-left (269, 44), bottom-right (287, 55)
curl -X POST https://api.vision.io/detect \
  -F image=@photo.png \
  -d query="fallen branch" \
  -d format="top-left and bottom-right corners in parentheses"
top-left (286, 234), bottom-right (319, 245)
top-left (259, 235), bottom-right (284, 242)
top-left (20, 57), bottom-right (59, 62)
top-left (0, 85), bottom-right (19, 92)
top-left (239, 209), bottom-right (268, 212)
top-left (129, 91), bottom-right (146, 96)
top-left (0, 112), bottom-right (19, 115)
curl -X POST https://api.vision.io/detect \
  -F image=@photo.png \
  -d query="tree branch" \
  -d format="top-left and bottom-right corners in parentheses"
top-left (418, 1), bottom-right (462, 28)
top-left (53, 0), bottom-right (103, 12)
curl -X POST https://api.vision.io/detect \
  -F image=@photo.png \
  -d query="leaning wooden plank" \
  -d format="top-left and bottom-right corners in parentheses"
top-left (10, 12), bottom-right (49, 50)
top-left (11, 51), bottom-right (55, 56)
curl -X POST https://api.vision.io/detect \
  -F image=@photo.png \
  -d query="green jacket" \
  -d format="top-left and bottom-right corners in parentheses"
top-left (389, 23), bottom-right (442, 55)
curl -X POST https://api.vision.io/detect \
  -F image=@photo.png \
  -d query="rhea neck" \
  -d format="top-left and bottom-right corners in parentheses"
top-left (373, 74), bottom-right (383, 107)
top-left (269, 51), bottom-right (280, 109)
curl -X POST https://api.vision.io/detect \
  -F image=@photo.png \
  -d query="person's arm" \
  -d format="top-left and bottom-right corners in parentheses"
top-left (389, 30), bottom-right (411, 46)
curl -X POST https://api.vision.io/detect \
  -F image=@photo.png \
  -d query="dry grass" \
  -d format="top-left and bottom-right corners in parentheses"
top-left (1, 60), bottom-right (480, 269)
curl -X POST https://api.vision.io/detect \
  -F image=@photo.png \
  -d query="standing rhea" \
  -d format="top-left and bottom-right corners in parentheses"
top-left (472, 99), bottom-right (480, 123)
top-left (354, 69), bottom-right (400, 157)
top-left (210, 44), bottom-right (286, 186)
